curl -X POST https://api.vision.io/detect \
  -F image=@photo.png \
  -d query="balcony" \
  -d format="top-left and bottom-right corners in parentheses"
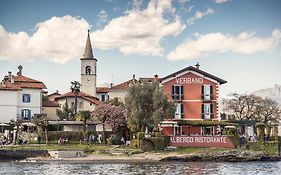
top-left (201, 113), bottom-right (214, 119)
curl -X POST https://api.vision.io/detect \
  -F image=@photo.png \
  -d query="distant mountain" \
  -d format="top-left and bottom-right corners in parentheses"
top-left (252, 84), bottom-right (281, 105)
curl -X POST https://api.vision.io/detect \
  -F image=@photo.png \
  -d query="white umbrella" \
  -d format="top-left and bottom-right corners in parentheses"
top-left (0, 123), bottom-right (10, 133)
top-left (21, 122), bottom-right (36, 127)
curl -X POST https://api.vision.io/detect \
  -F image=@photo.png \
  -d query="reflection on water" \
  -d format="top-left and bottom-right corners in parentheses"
top-left (0, 161), bottom-right (280, 175)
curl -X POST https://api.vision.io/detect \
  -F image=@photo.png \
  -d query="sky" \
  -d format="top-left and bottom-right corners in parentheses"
top-left (0, 0), bottom-right (281, 98)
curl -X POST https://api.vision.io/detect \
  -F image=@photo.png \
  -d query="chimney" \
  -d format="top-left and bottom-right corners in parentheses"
top-left (195, 62), bottom-right (200, 69)
top-left (154, 74), bottom-right (159, 79)
top-left (133, 74), bottom-right (136, 80)
top-left (110, 83), bottom-right (113, 88)
top-left (11, 76), bottom-right (14, 83)
top-left (18, 65), bottom-right (23, 75)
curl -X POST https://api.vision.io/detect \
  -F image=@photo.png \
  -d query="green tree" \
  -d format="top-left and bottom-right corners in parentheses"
top-left (56, 101), bottom-right (74, 120)
top-left (105, 97), bottom-right (125, 107)
top-left (125, 82), bottom-right (174, 132)
top-left (9, 119), bottom-right (21, 145)
top-left (76, 110), bottom-right (92, 132)
top-left (32, 114), bottom-right (48, 145)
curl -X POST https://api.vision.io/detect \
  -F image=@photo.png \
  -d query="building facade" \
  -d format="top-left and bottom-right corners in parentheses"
top-left (0, 66), bottom-right (47, 123)
top-left (96, 87), bottom-right (109, 102)
top-left (160, 64), bottom-right (227, 136)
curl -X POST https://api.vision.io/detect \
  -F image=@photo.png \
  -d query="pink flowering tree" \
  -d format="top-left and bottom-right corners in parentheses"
top-left (93, 104), bottom-right (126, 143)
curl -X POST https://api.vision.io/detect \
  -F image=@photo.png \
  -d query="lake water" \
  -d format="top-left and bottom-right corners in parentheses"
top-left (0, 161), bottom-right (280, 175)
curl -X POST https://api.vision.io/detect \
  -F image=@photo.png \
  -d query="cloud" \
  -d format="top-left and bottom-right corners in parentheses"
top-left (213, 0), bottom-right (230, 3)
top-left (167, 29), bottom-right (281, 61)
top-left (187, 8), bottom-right (214, 25)
top-left (177, 0), bottom-right (190, 3)
top-left (91, 0), bottom-right (185, 56)
top-left (0, 0), bottom-right (185, 63)
top-left (0, 16), bottom-right (89, 64)
top-left (98, 10), bottom-right (108, 23)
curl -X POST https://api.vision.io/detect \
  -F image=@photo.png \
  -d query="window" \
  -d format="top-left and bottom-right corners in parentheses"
top-left (22, 94), bottom-right (31, 103)
top-left (174, 126), bottom-right (182, 136)
top-left (201, 103), bottom-right (213, 119)
top-left (21, 109), bottom-right (31, 120)
top-left (203, 127), bottom-right (213, 135)
top-left (85, 66), bottom-right (91, 74)
top-left (201, 85), bottom-right (213, 100)
top-left (172, 85), bottom-right (184, 100)
top-left (101, 94), bottom-right (106, 102)
top-left (175, 103), bottom-right (184, 119)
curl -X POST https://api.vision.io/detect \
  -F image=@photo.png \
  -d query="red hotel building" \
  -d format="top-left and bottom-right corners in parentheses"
top-left (160, 63), bottom-right (227, 137)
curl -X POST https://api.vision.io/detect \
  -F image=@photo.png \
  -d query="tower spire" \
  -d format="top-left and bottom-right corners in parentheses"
top-left (83, 30), bottom-right (94, 59)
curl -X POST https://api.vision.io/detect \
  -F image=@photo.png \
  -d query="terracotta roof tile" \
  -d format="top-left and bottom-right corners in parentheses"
top-left (109, 79), bottom-right (138, 90)
top-left (0, 75), bottom-right (47, 90)
top-left (55, 91), bottom-right (101, 105)
top-left (139, 77), bottom-right (160, 83)
top-left (160, 66), bottom-right (227, 84)
top-left (96, 87), bottom-right (109, 93)
top-left (42, 101), bottom-right (60, 107)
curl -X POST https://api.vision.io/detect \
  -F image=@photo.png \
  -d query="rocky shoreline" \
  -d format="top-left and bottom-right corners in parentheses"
top-left (1, 149), bottom-right (280, 162)
top-left (160, 150), bottom-right (281, 162)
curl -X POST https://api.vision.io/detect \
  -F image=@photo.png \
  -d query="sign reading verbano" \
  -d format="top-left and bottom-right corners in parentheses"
top-left (170, 136), bottom-right (235, 148)
top-left (176, 77), bottom-right (203, 84)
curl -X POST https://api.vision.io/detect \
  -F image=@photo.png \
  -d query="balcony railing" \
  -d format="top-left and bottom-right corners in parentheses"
top-left (201, 113), bottom-right (214, 119)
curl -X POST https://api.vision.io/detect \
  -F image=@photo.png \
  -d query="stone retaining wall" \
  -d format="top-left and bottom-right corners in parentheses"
top-left (0, 150), bottom-right (48, 160)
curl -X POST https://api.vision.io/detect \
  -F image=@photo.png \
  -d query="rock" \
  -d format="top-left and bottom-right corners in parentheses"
top-left (160, 150), bottom-right (281, 162)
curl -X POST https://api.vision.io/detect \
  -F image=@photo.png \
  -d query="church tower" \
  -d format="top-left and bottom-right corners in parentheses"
top-left (80, 30), bottom-right (97, 97)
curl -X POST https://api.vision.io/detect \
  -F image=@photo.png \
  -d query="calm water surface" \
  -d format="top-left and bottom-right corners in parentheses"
top-left (0, 161), bottom-right (280, 175)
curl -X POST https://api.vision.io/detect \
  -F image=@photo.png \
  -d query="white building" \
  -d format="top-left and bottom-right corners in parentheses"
top-left (0, 66), bottom-right (47, 123)
top-left (96, 87), bottom-right (109, 102)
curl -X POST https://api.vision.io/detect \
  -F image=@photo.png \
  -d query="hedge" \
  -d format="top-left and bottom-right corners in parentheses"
top-left (137, 132), bottom-right (145, 140)
top-left (149, 137), bottom-right (165, 150)
top-left (247, 141), bottom-right (279, 156)
top-left (177, 120), bottom-right (238, 126)
top-left (130, 139), bottom-right (138, 148)
top-left (228, 134), bottom-right (240, 148)
top-left (46, 131), bottom-right (97, 141)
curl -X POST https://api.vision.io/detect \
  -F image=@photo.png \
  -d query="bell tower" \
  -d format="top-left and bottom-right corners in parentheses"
top-left (80, 30), bottom-right (97, 97)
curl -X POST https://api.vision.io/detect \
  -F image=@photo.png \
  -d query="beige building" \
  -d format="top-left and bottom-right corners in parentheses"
top-left (108, 75), bottom-right (159, 102)
top-left (42, 101), bottom-right (59, 120)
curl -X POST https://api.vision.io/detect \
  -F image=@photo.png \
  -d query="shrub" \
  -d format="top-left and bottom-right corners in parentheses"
top-left (140, 138), bottom-right (155, 152)
top-left (47, 131), bottom-right (97, 142)
top-left (130, 139), bottom-right (139, 148)
top-left (257, 125), bottom-right (265, 140)
top-left (228, 134), bottom-right (240, 148)
top-left (149, 137), bottom-right (165, 150)
top-left (247, 141), bottom-right (279, 156)
top-left (164, 136), bottom-right (171, 146)
top-left (137, 132), bottom-right (145, 140)
top-left (153, 132), bottom-right (163, 137)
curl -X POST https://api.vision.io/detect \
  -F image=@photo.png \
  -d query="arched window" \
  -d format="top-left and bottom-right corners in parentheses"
top-left (86, 66), bottom-right (91, 74)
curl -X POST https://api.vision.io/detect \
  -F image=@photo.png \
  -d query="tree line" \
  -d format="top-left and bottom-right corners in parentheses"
top-left (223, 93), bottom-right (281, 125)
